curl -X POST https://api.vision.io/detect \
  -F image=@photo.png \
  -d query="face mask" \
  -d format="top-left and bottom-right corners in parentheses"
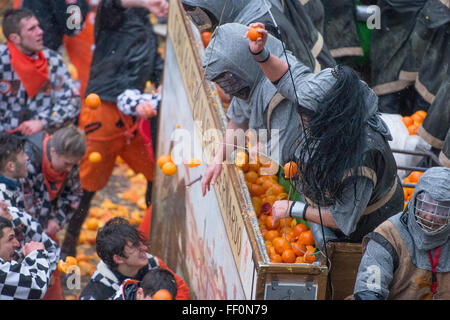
top-left (183, 4), bottom-right (215, 30)
top-left (213, 72), bottom-right (251, 100)
top-left (414, 192), bottom-right (450, 234)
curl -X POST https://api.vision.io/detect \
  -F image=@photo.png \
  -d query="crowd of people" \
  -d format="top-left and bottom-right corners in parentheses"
top-left (0, 0), bottom-right (448, 300)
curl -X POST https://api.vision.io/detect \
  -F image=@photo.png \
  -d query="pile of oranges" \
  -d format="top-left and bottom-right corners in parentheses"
top-left (236, 152), bottom-right (317, 264)
top-left (157, 154), bottom-right (177, 176)
top-left (402, 110), bottom-right (427, 135)
top-left (403, 170), bottom-right (423, 207)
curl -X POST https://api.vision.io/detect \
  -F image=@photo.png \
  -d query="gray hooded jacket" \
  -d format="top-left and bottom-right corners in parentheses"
top-left (203, 23), bottom-right (301, 165)
top-left (354, 167), bottom-right (450, 299)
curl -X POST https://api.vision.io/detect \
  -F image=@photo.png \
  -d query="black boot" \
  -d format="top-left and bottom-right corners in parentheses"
top-left (60, 189), bottom-right (96, 259)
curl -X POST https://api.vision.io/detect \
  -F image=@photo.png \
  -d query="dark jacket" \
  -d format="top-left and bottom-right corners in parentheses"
top-left (85, 0), bottom-right (163, 102)
top-left (19, 0), bottom-right (89, 51)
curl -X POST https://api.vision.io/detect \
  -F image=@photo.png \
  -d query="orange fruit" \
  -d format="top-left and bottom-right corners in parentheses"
top-left (278, 218), bottom-right (292, 229)
top-left (281, 249), bottom-right (296, 263)
top-left (235, 152), bottom-right (249, 168)
top-left (295, 256), bottom-right (305, 263)
top-left (411, 113), bottom-right (423, 125)
top-left (162, 162), bottom-right (177, 176)
top-left (270, 254), bottom-right (283, 263)
top-left (65, 256), bottom-right (78, 267)
top-left (85, 93), bottom-right (101, 109)
top-left (264, 230), bottom-right (279, 241)
top-left (76, 253), bottom-right (89, 263)
top-left (244, 171), bottom-right (259, 184)
top-left (58, 260), bottom-right (68, 273)
top-left (252, 197), bottom-right (262, 208)
top-left (86, 217), bottom-right (99, 230)
top-left (201, 31), bottom-right (212, 48)
top-left (415, 110), bottom-right (427, 120)
top-left (157, 154), bottom-right (172, 168)
top-left (293, 223), bottom-right (308, 237)
top-left (188, 158), bottom-right (201, 168)
top-left (402, 116), bottom-right (413, 127)
top-left (248, 27), bottom-right (263, 41)
top-left (267, 246), bottom-right (277, 257)
top-left (298, 230), bottom-right (315, 246)
top-left (152, 289), bottom-right (173, 300)
top-left (273, 237), bottom-right (290, 255)
top-left (283, 161), bottom-right (298, 179)
top-left (304, 246), bottom-right (316, 263)
top-left (249, 183), bottom-right (265, 197)
top-left (88, 152), bottom-right (102, 163)
top-left (265, 215), bottom-right (279, 230)
top-left (293, 242), bottom-right (307, 257)
top-left (407, 124), bottom-right (419, 135)
top-left (408, 171), bottom-right (423, 183)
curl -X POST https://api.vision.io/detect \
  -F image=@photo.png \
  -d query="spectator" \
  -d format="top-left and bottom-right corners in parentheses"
top-left (113, 268), bottom-right (178, 300)
top-left (353, 167), bottom-right (449, 300)
top-left (21, 126), bottom-right (85, 239)
top-left (80, 217), bottom-right (190, 300)
top-left (0, 8), bottom-right (80, 135)
top-left (0, 133), bottom-right (27, 209)
top-left (0, 204), bottom-right (60, 300)
top-left (13, 0), bottom-right (89, 51)
top-left (63, 0), bottom-right (168, 258)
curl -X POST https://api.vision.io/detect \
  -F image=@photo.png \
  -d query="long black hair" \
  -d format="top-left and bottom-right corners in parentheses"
top-left (295, 65), bottom-right (367, 205)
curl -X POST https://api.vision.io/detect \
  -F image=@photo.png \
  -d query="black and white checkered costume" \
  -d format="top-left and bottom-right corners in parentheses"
top-left (0, 206), bottom-right (60, 300)
top-left (0, 44), bottom-right (80, 132)
top-left (0, 174), bottom-right (25, 209)
top-left (117, 89), bottom-right (161, 116)
top-left (19, 139), bottom-right (82, 229)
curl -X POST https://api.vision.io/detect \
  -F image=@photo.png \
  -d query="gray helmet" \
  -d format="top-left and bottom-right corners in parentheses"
top-left (409, 167), bottom-right (450, 234)
top-left (407, 167), bottom-right (450, 249)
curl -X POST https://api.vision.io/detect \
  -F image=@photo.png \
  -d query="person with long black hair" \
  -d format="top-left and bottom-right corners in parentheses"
top-left (246, 23), bottom-right (404, 250)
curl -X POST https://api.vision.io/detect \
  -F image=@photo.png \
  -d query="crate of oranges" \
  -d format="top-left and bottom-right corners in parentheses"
top-left (235, 152), bottom-right (321, 265)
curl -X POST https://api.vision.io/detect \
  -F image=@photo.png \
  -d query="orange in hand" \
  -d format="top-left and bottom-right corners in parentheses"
top-left (152, 289), bottom-right (173, 300)
top-left (85, 93), bottom-right (101, 109)
top-left (88, 152), bottom-right (102, 163)
top-left (283, 161), bottom-right (298, 179)
top-left (248, 27), bottom-right (263, 41)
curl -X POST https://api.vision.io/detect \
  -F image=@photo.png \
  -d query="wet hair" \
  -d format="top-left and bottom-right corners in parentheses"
top-left (49, 126), bottom-right (86, 159)
top-left (0, 217), bottom-right (13, 240)
top-left (295, 65), bottom-right (366, 205)
top-left (141, 268), bottom-right (178, 298)
top-left (2, 8), bottom-right (35, 40)
top-left (96, 217), bottom-right (146, 269)
top-left (0, 133), bottom-right (24, 171)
